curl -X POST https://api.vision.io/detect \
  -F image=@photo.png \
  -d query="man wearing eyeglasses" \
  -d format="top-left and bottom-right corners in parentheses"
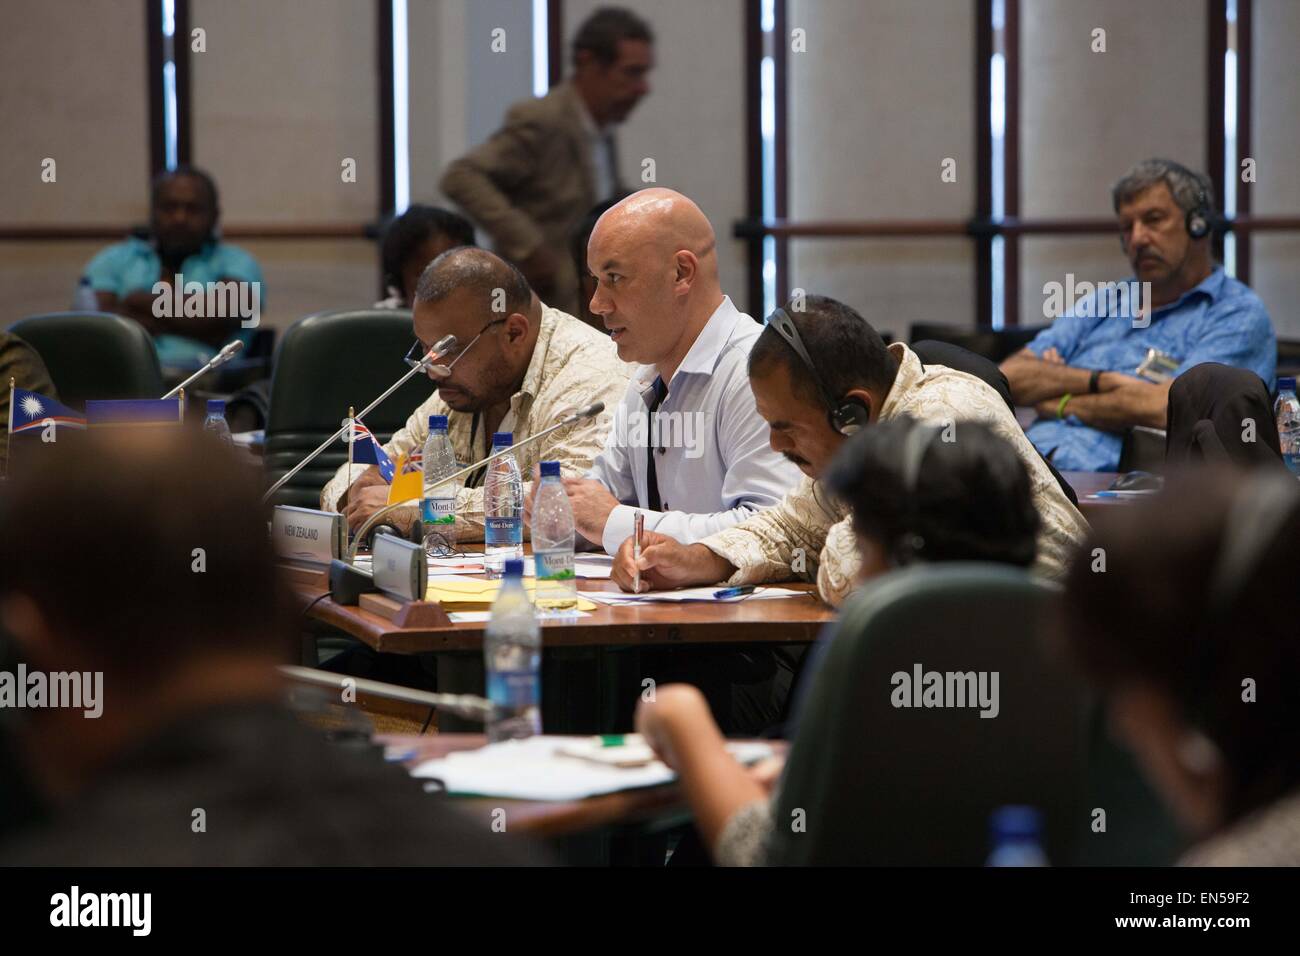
top-left (320, 247), bottom-right (631, 540)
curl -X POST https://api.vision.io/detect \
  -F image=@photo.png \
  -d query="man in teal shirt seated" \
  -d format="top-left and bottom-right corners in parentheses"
top-left (83, 166), bottom-right (264, 368)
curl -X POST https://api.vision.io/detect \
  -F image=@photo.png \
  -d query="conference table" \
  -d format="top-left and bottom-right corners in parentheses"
top-left (291, 562), bottom-right (831, 734)
top-left (292, 471), bottom-right (1126, 730)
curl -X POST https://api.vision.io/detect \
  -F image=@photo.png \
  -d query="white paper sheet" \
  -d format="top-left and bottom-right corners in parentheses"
top-left (410, 735), bottom-right (774, 800)
top-left (582, 586), bottom-right (808, 605)
top-left (446, 609), bottom-right (592, 623)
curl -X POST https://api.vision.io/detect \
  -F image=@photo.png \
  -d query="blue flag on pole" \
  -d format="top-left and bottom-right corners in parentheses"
top-left (10, 388), bottom-right (87, 435)
top-left (347, 418), bottom-right (396, 483)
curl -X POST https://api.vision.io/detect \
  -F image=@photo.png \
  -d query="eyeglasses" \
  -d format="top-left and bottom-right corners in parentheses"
top-left (403, 318), bottom-right (507, 370)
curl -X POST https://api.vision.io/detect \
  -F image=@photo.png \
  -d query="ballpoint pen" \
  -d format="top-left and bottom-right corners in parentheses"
top-left (713, 585), bottom-right (756, 600)
top-left (633, 510), bottom-right (644, 593)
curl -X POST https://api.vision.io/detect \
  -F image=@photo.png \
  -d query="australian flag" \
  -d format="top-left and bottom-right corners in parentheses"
top-left (9, 388), bottom-right (87, 435)
top-left (347, 418), bottom-right (396, 483)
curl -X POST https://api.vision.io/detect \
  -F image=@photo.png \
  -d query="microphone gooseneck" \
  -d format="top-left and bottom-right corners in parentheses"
top-left (261, 334), bottom-right (459, 504)
top-left (160, 339), bottom-right (247, 399)
top-left (346, 399), bottom-right (608, 560)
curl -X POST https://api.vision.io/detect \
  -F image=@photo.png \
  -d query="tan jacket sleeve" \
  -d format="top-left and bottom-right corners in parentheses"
top-left (816, 517), bottom-right (863, 607)
top-left (439, 106), bottom-right (548, 261)
top-left (700, 477), bottom-right (843, 587)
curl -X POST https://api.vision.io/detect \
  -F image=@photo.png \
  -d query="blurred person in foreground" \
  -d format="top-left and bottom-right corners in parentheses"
top-left (633, 418), bottom-right (1042, 865)
top-left (1062, 467), bottom-right (1300, 865)
top-left (0, 428), bottom-right (543, 865)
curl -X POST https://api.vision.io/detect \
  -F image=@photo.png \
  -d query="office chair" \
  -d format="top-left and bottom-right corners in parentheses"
top-left (769, 563), bottom-right (1090, 866)
top-left (264, 309), bottom-right (431, 508)
top-left (7, 311), bottom-right (164, 408)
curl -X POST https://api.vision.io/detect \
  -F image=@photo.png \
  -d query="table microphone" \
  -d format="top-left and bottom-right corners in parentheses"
top-left (262, 334), bottom-right (458, 503)
top-left (161, 339), bottom-right (245, 399)
top-left (347, 399), bottom-right (607, 559)
top-left (279, 666), bottom-right (498, 721)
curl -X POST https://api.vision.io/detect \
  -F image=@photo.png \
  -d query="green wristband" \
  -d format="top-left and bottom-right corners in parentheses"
top-left (1057, 393), bottom-right (1073, 420)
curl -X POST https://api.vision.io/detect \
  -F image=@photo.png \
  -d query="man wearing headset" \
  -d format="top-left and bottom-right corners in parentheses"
top-left (610, 294), bottom-right (1089, 606)
top-left (1000, 158), bottom-right (1275, 472)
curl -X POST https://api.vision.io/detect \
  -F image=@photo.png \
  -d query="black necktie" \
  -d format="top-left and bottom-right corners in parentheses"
top-left (645, 376), bottom-right (667, 511)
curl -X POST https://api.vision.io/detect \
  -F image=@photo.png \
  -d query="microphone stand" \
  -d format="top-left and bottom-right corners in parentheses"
top-left (261, 335), bottom-right (457, 504)
top-left (279, 666), bottom-right (496, 721)
top-left (347, 402), bottom-right (606, 562)
top-left (161, 340), bottom-right (246, 399)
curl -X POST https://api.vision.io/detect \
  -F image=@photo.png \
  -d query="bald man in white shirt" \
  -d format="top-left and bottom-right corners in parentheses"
top-left (535, 188), bottom-right (801, 556)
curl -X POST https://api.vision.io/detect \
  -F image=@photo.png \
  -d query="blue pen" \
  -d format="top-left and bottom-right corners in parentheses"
top-left (713, 585), bottom-right (756, 600)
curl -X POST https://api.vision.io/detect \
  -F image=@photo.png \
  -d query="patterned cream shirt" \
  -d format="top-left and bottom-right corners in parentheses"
top-left (320, 304), bottom-right (633, 541)
top-left (701, 342), bottom-right (1091, 605)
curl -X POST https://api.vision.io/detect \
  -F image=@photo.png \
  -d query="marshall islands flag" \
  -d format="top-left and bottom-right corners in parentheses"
top-left (5, 387), bottom-right (87, 474)
top-left (9, 387), bottom-right (87, 436)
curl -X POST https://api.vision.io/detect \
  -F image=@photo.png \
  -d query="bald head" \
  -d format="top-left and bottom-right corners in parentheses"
top-left (592, 187), bottom-right (717, 278)
top-left (585, 188), bottom-right (727, 374)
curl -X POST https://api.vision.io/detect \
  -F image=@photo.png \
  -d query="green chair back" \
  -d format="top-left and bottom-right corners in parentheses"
top-left (7, 312), bottom-right (164, 408)
top-left (770, 563), bottom-right (1089, 866)
top-left (264, 309), bottom-right (430, 508)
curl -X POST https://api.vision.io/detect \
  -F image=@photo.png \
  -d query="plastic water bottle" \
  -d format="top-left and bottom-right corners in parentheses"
top-left (484, 558), bottom-right (541, 742)
top-left (1275, 377), bottom-right (1300, 478)
top-left (986, 805), bottom-right (1049, 866)
top-left (73, 276), bottom-right (97, 311)
top-left (421, 415), bottom-right (459, 555)
top-left (483, 432), bottom-right (523, 578)
top-left (531, 461), bottom-right (577, 610)
top-left (203, 399), bottom-right (233, 446)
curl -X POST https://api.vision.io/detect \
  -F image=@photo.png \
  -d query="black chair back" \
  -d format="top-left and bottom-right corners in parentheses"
top-left (7, 312), bottom-right (164, 408)
top-left (770, 563), bottom-right (1089, 865)
top-left (264, 309), bottom-right (430, 508)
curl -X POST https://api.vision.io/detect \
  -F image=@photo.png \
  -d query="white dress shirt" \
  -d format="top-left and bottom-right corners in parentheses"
top-left (587, 296), bottom-right (802, 555)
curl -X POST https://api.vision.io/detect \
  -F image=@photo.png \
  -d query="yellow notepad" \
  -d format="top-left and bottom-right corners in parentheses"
top-left (426, 578), bottom-right (598, 612)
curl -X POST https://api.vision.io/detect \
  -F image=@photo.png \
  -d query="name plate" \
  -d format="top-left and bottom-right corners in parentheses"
top-left (272, 506), bottom-right (345, 567)
top-left (372, 533), bottom-right (427, 602)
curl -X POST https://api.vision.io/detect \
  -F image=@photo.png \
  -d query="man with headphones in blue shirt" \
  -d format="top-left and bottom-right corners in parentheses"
top-left (1001, 158), bottom-right (1275, 472)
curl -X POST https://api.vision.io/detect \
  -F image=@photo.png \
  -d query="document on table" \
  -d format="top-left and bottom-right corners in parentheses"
top-left (583, 585), bottom-right (809, 605)
top-left (447, 609), bottom-right (593, 624)
top-left (427, 578), bottom-right (599, 612)
top-left (409, 735), bottom-right (774, 800)
top-left (352, 553), bottom-right (608, 580)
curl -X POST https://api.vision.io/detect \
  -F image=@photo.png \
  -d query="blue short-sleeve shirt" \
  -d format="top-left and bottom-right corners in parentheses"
top-left (83, 237), bottom-right (264, 366)
top-left (1024, 267), bottom-right (1275, 471)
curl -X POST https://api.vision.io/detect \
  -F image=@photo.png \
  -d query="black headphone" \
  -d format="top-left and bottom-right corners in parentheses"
top-left (1182, 170), bottom-right (1213, 240)
top-left (1120, 160), bottom-right (1213, 244)
top-left (892, 420), bottom-right (943, 565)
top-left (766, 306), bottom-right (870, 435)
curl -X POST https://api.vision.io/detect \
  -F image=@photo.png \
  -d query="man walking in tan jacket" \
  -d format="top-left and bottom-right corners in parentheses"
top-left (440, 8), bottom-right (654, 318)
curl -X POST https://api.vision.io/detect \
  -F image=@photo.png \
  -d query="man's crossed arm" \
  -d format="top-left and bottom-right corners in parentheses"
top-left (1001, 347), bottom-right (1171, 433)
